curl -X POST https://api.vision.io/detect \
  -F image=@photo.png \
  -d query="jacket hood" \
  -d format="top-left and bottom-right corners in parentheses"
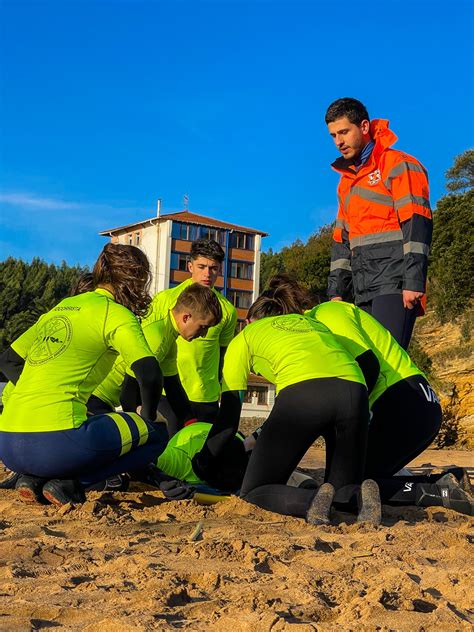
top-left (370, 119), bottom-right (398, 150)
top-left (331, 119), bottom-right (398, 172)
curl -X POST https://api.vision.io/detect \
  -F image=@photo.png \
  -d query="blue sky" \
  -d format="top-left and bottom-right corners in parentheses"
top-left (1, 0), bottom-right (473, 267)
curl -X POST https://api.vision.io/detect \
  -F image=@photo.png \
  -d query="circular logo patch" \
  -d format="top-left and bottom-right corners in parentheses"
top-left (271, 316), bottom-right (315, 333)
top-left (28, 316), bottom-right (72, 365)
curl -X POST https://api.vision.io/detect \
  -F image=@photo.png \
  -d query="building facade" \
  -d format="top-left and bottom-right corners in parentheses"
top-left (100, 209), bottom-right (268, 326)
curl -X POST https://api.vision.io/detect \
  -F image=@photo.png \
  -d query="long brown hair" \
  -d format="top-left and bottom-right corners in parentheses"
top-left (92, 243), bottom-right (152, 318)
top-left (247, 276), bottom-right (312, 321)
top-left (70, 272), bottom-right (94, 296)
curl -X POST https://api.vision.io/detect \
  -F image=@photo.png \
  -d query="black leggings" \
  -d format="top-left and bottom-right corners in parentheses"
top-left (359, 293), bottom-right (417, 350)
top-left (332, 375), bottom-right (443, 509)
top-left (240, 378), bottom-right (369, 519)
top-left (366, 375), bottom-right (442, 478)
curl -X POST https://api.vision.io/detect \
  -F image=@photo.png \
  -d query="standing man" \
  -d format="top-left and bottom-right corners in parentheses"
top-left (156, 239), bottom-right (237, 433)
top-left (325, 97), bottom-right (432, 348)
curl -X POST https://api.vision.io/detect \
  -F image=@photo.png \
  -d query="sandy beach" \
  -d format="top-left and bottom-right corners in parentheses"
top-left (0, 447), bottom-right (472, 631)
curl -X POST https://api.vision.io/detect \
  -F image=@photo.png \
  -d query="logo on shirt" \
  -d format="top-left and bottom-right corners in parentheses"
top-left (28, 316), bottom-right (72, 365)
top-left (368, 169), bottom-right (381, 186)
top-left (271, 316), bottom-right (315, 333)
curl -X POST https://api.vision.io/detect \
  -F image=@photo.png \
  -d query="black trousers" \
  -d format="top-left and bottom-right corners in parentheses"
top-left (240, 378), bottom-right (369, 519)
top-left (359, 293), bottom-right (417, 350)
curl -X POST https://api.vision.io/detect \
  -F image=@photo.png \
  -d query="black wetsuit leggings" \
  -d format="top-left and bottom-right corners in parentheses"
top-left (359, 293), bottom-right (417, 350)
top-left (332, 375), bottom-right (443, 508)
top-left (240, 378), bottom-right (369, 519)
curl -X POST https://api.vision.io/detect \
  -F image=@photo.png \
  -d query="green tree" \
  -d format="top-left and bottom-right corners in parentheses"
top-left (259, 224), bottom-right (333, 303)
top-left (0, 258), bottom-right (88, 352)
top-left (445, 148), bottom-right (474, 193)
top-left (429, 151), bottom-right (474, 323)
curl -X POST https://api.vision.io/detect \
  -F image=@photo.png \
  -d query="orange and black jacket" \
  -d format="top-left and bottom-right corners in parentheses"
top-left (327, 119), bottom-right (432, 307)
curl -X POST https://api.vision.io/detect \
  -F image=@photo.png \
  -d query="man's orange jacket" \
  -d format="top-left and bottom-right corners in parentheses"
top-left (327, 119), bottom-right (432, 309)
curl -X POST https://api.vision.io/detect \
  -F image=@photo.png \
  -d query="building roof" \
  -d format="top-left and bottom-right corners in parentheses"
top-left (99, 210), bottom-right (269, 237)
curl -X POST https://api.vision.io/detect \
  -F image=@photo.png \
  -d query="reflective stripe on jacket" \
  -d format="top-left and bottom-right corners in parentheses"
top-left (327, 119), bottom-right (432, 307)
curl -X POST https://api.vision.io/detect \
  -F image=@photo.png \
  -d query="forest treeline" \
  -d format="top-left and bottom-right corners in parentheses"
top-left (0, 150), bottom-right (472, 359)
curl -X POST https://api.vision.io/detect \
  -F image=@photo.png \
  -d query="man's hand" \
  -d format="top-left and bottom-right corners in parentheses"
top-left (403, 290), bottom-right (424, 310)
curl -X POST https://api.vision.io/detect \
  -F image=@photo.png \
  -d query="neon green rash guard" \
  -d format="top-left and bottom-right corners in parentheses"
top-left (92, 356), bottom-right (128, 410)
top-left (157, 421), bottom-right (243, 484)
top-left (138, 298), bottom-right (181, 377)
top-left (94, 303), bottom-right (180, 407)
top-left (307, 301), bottom-right (424, 407)
top-left (0, 323), bottom-right (41, 409)
top-left (221, 313), bottom-right (365, 395)
top-left (154, 278), bottom-right (237, 402)
top-left (157, 422), bottom-right (212, 483)
top-left (0, 289), bottom-right (154, 433)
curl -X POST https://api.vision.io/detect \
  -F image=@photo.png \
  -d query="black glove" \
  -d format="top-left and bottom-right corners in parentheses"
top-left (159, 479), bottom-right (195, 500)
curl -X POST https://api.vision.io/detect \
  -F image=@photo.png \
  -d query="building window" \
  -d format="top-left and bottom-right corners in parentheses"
top-left (231, 232), bottom-right (254, 250)
top-left (230, 260), bottom-right (254, 280)
top-left (243, 386), bottom-right (268, 406)
top-left (172, 222), bottom-right (199, 241)
top-left (228, 289), bottom-right (253, 309)
top-left (134, 232), bottom-right (141, 245)
top-left (170, 252), bottom-right (189, 271)
top-left (243, 390), bottom-right (253, 404)
top-left (199, 226), bottom-right (223, 243)
top-left (127, 233), bottom-right (133, 245)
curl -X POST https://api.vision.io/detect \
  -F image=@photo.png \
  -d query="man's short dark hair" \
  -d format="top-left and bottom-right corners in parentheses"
top-left (325, 98), bottom-right (370, 125)
top-left (190, 239), bottom-right (225, 264)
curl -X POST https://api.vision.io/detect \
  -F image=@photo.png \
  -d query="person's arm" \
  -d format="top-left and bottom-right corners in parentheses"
top-left (191, 389), bottom-right (243, 480)
top-left (388, 158), bottom-right (432, 310)
top-left (218, 346), bottom-right (227, 383)
top-left (0, 347), bottom-right (25, 384)
top-left (328, 194), bottom-right (353, 301)
top-left (130, 356), bottom-right (163, 422)
top-left (218, 304), bottom-right (238, 382)
top-left (163, 374), bottom-right (194, 426)
top-left (354, 349), bottom-right (379, 394)
top-left (120, 373), bottom-right (142, 413)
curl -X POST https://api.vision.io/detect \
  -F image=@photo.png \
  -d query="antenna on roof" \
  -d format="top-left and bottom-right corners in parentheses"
top-left (156, 198), bottom-right (162, 217)
top-left (183, 193), bottom-right (189, 210)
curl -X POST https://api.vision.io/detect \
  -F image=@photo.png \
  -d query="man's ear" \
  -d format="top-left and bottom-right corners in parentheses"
top-left (182, 312), bottom-right (192, 323)
top-left (187, 261), bottom-right (193, 274)
top-left (361, 119), bottom-right (370, 135)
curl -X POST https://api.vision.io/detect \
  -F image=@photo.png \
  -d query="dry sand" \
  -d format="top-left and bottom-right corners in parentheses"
top-left (0, 448), bottom-right (473, 631)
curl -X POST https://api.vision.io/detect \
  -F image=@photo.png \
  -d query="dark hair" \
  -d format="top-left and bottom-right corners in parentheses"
top-left (70, 272), bottom-right (94, 296)
top-left (174, 283), bottom-right (223, 326)
top-left (247, 276), bottom-right (312, 321)
top-left (190, 239), bottom-right (225, 264)
top-left (325, 97), bottom-right (370, 125)
top-left (92, 243), bottom-right (152, 318)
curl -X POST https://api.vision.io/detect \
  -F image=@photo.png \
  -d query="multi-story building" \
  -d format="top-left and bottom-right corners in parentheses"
top-left (99, 207), bottom-right (268, 326)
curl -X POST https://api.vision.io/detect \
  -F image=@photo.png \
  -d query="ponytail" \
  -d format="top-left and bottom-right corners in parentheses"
top-left (247, 275), bottom-right (313, 322)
